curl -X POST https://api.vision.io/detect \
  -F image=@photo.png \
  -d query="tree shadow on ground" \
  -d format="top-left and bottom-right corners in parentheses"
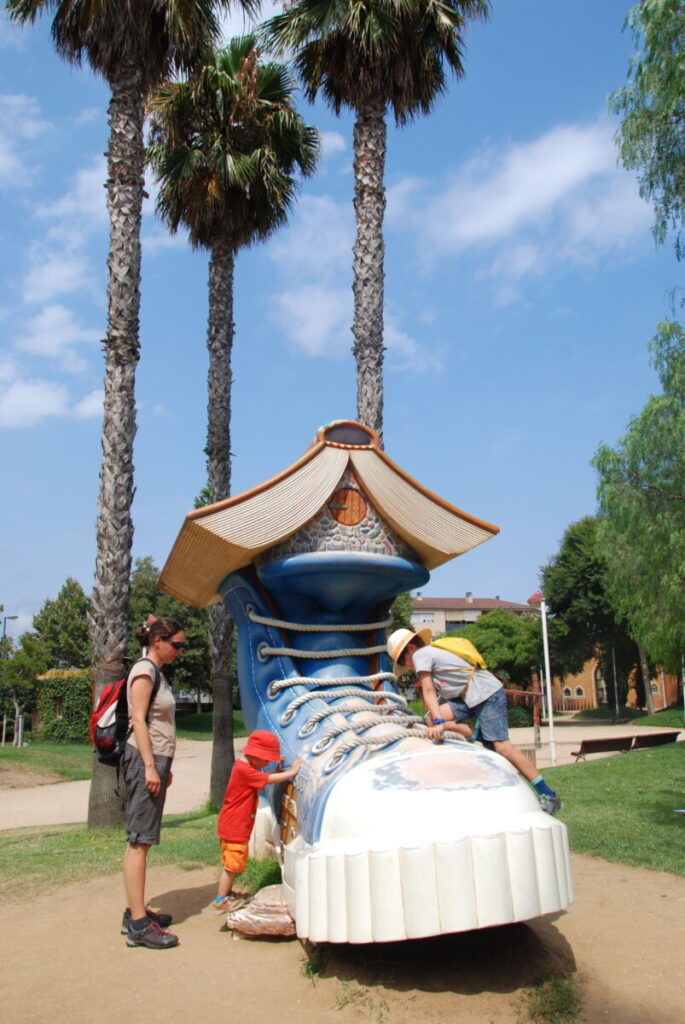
top-left (304, 914), bottom-right (576, 996)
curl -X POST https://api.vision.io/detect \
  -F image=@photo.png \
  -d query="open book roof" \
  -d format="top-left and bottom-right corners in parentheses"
top-left (159, 421), bottom-right (499, 607)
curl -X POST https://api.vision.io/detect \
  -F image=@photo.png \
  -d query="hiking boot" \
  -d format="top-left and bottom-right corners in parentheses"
top-left (125, 919), bottom-right (179, 949)
top-left (121, 906), bottom-right (173, 935)
top-left (538, 793), bottom-right (564, 816)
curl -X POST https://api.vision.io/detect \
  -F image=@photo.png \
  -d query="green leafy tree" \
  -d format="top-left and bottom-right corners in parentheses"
top-left (4, 0), bottom-right (245, 828)
top-left (611, 0), bottom-right (685, 258)
top-left (128, 556), bottom-right (211, 699)
top-left (147, 37), bottom-right (318, 805)
top-left (540, 517), bottom-right (646, 710)
top-left (390, 591), bottom-right (414, 634)
top-left (0, 632), bottom-right (48, 746)
top-left (32, 577), bottom-right (91, 669)
top-left (594, 322), bottom-right (685, 673)
top-left (264, 0), bottom-right (489, 439)
top-left (446, 607), bottom-right (541, 685)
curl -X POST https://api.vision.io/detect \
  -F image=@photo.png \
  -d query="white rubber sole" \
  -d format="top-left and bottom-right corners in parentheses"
top-left (282, 819), bottom-right (572, 943)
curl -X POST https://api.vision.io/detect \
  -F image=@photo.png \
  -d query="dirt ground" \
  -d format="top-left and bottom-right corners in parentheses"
top-left (1, 852), bottom-right (683, 1023)
top-left (2, 731), bottom-right (684, 1023)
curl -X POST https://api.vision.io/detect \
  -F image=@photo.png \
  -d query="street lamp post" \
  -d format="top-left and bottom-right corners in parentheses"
top-left (2, 615), bottom-right (18, 652)
top-left (527, 592), bottom-right (557, 767)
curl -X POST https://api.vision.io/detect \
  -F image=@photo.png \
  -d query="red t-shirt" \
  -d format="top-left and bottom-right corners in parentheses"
top-left (217, 759), bottom-right (270, 843)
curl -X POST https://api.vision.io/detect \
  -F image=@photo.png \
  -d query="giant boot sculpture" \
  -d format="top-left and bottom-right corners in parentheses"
top-left (160, 421), bottom-right (573, 943)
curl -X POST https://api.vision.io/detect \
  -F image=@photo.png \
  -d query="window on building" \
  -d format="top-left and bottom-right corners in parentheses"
top-left (574, 687), bottom-right (584, 698)
top-left (411, 614), bottom-right (434, 623)
top-left (563, 687), bottom-right (572, 697)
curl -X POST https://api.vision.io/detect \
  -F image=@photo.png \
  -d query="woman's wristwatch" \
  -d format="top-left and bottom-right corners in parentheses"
top-left (432, 718), bottom-right (446, 725)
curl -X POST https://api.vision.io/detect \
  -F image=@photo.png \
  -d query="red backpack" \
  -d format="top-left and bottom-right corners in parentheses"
top-left (90, 658), bottom-right (161, 766)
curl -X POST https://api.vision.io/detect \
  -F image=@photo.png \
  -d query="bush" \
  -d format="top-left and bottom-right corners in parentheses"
top-left (508, 703), bottom-right (534, 728)
top-left (36, 670), bottom-right (91, 743)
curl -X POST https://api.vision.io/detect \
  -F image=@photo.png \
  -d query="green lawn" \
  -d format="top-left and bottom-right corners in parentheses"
top-left (1, 741), bottom-right (682, 901)
top-left (175, 710), bottom-right (247, 740)
top-left (545, 744), bottom-right (684, 874)
top-left (572, 706), bottom-right (684, 727)
top-left (0, 742), bottom-right (93, 781)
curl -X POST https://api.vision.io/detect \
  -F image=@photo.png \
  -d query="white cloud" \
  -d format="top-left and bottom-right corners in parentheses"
top-left (14, 304), bottom-right (100, 373)
top-left (73, 389), bottom-right (103, 418)
top-left (21, 156), bottom-right (107, 304)
top-left (0, 15), bottom-right (24, 50)
top-left (0, 377), bottom-right (70, 427)
top-left (320, 132), bottom-right (346, 159)
top-left (423, 120), bottom-right (618, 250)
top-left (0, 352), bottom-right (19, 382)
top-left (272, 285), bottom-right (351, 357)
top-left (268, 193), bottom-right (352, 280)
top-left (23, 251), bottom-right (96, 306)
top-left (38, 156), bottom-right (107, 225)
top-left (73, 107), bottom-right (101, 126)
top-left (385, 316), bottom-right (443, 374)
top-left (0, 93), bottom-right (51, 187)
top-left (388, 116), bottom-right (653, 297)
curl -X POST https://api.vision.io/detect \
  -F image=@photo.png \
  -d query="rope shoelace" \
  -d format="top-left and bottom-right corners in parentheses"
top-left (248, 606), bottom-right (467, 774)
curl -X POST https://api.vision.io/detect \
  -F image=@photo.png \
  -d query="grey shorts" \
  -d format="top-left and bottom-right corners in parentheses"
top-left (122, 744), bottom-right (172, 846)
top-left (443, 687), bottom-right (509, 745)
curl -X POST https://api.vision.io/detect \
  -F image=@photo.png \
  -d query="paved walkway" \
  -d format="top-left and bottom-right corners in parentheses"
top-left (0, 721), bottom-right (681, 831)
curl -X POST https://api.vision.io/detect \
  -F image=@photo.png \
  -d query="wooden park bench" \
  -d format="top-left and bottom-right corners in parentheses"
top-left (632, 730), bottom-right (681, 750)
top-left (572, 735), bottom-right (635, 762)
top-left (572, 731), bottom-right (681, 762)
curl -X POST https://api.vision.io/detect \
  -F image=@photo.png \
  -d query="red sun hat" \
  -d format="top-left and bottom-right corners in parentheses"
top-left (244, 730), bottom-right (281, 762)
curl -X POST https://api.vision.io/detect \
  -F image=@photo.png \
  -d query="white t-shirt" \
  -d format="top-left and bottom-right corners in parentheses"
top-left (412, 644), bottom-right (501, 708)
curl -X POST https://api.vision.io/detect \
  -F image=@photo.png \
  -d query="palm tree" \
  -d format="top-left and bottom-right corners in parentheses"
top-left (5, 0), bottom-right (253, 827)
top-left (147, 36), bottom-right (319, 805)
top-left (264, 0), bottom-right (489, 440)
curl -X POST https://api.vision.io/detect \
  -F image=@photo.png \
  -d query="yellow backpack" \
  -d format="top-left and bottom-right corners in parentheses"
top-left (429, 636), bottom-right (487, 696)
top-left (430, 636), bottom-right (487, 669)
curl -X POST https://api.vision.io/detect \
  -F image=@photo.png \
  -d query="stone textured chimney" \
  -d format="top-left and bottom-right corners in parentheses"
top-left (465, 592), bottom-right (473, 603)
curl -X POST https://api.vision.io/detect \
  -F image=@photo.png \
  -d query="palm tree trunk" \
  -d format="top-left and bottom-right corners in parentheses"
top-left (88, 64), bottom-right (145, 829)
top-left (352, 96), bottom-right (387, 443)
top-left (207, 240), bottom-right (236, 806)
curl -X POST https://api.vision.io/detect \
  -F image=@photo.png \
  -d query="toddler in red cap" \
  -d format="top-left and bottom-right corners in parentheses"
top-left (213, 730), bottom-right (301, 913)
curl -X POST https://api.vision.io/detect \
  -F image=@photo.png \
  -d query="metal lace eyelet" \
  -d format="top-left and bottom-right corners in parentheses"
top-left (267, 680), bottom-right (280, 700)
top-left (298, 718), bottom-right (317, 739)
top-left (323, 748), bottom-right (347, 774)
top-left (279, 707), bottom-right (295, 726)
top-left (257, 642), bottom-right (269, 663)
top-left (311, 733), bottom-right (334, 755)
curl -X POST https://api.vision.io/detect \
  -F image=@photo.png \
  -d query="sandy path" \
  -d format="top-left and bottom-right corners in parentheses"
top-left (0, 853), bottom-right (683, 1024)
top-left (3, 723), bottom-right (681, 831)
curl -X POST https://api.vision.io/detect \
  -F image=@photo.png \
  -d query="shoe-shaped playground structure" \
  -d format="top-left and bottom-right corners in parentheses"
top-left (160, 421), bottom-right (573, 943)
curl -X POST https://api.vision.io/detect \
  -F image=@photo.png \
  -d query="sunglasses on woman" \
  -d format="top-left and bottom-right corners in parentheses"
top-left (167, 640), bottom-right (185, 650)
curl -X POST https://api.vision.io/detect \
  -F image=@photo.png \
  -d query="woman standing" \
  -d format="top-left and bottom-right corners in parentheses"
top-left (122, 616), bottom-right (185, 949)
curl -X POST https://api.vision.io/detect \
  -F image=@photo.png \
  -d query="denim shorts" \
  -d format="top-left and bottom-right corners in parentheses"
top-left (122, 744), bottom-right (172, 846)
top-left (443, 687), bottom-right (509, 744)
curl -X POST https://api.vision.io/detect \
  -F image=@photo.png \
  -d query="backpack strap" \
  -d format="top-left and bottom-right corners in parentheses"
top-left (428, 642), bottom-right (478, 700)
top-left (125, 657), bottom-right (163, 740)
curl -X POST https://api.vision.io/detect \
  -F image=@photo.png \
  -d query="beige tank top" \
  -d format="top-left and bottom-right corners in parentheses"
top-left (126, 658), bottom-right (176, 759)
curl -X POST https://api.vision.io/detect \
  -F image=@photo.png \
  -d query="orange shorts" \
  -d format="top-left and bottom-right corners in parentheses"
top-left (220, 840), bottom-right (249, 874)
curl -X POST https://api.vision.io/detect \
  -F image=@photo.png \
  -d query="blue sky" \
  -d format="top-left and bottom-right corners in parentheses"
top-left (0, 1), bottom-right (678, 639)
